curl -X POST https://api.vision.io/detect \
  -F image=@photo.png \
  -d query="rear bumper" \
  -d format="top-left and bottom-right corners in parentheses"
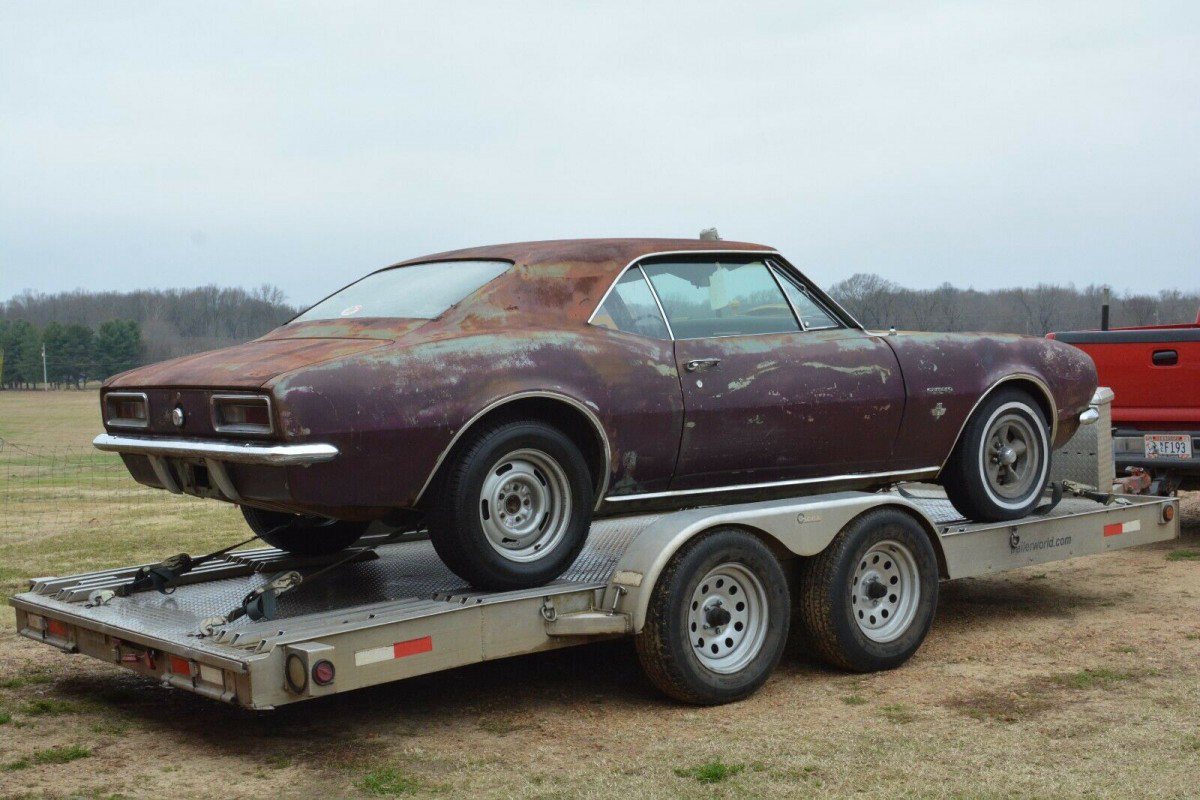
top-left (1113, 430), bottom-right (1200, 475)
top-left (93, 433), bottom-right (338, 466)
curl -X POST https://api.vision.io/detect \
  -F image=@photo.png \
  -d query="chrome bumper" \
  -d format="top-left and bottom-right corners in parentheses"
top-left (93, 434), bottom-right (339, 466)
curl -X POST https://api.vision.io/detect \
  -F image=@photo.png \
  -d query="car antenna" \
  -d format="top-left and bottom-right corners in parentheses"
top-left (698, 228), bottom-right (721, 240)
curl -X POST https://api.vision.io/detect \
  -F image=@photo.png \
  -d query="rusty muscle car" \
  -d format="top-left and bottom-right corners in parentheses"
top-left (95, 239), bottom-right (1097, 589)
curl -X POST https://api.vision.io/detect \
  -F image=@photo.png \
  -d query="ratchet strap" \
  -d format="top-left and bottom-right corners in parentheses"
top-left (112, 534), bottom-right (264, 598)
top-left (1035, 480), bottom-right (1129, 515)
top-left (1032, 482), bottom-right (1065, 515)
top-left (196, 531), bottom-right (405, 636)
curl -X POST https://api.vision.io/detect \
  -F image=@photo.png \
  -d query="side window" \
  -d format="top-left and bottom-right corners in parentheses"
top-left (771, 266), bottom-right (841, 330)
top-left (592, 268), bottom-right (671, 339)
top-left (641, 259), bottom-right (801, 339)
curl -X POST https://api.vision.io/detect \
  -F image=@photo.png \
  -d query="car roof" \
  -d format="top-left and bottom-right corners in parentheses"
top-left (368, 238), bottom-right (780, 328)
top-left (391, 238), bottom-right (775, 269)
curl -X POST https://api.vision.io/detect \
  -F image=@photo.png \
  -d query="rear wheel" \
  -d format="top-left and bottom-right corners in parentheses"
top-left (240, 506), bottom-right (369, 556)
top-left (796, 509), bottom-right (938, 672)
top-left (942, 388), bottom-right (1051, 521)
top-left (635, 528), bottom-right (790, 705)
top-left (427, 419), bottom-right (593, 590)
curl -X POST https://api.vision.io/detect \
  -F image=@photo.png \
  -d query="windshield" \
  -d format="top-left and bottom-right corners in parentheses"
top-left (292, 260), bottom-right (511, 322)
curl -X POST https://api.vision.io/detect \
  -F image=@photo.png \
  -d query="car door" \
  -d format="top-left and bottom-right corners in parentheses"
top-left (641, 256), bottom-right (905, 491)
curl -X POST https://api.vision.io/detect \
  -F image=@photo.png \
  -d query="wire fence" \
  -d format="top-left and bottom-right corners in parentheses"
top-left (0, 437), bottom-right (245, 542)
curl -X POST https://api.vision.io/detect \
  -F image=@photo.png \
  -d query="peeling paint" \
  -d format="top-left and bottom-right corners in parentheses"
top-left (800, 361), bottom-right (891, 383)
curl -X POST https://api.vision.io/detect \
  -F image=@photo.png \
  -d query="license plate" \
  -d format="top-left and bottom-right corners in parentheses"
top-left (1144, 434), bottom-right (1192, 459)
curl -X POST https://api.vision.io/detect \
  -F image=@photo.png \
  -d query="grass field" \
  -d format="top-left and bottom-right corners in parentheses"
top-left (0, 391), bottom-right (1198, 799)
top-left (0, 392), bottom-right (244, 615)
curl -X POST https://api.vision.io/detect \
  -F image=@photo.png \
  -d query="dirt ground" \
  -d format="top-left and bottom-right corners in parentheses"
top-left (0, 393), bottom-right (1198, 799)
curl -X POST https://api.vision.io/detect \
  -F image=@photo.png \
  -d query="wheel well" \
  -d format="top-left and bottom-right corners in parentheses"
top-left (426, 396), bottom-right (609, 503)
top-left (944, 377), bottom-right (1056, 471)
top-left (886, 504), bottom-right (949, 579)
top-left (1001, 378), bottom-right (1055, 429)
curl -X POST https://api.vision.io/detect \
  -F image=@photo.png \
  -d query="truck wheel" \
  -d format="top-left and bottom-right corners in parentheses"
top-left (796, 509), bottom-right (937, 672)
top-left (635, 528), bottom-right (790, 705)
top-left (427, 419), bottom-right (592, 591)
top-left (240, 506), bottom-right (369, 556)
top-left (942, 388), bottom-right (1051, 522)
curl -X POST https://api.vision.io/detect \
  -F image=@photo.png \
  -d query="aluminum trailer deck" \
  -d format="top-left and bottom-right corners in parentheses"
top-left (9, 486), bottom-right (1178, 709)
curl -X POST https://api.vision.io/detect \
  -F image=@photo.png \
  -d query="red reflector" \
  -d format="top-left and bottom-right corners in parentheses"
top-left (1103, 523), bottom-right (1123, 537)
top-left (169, 656), bottom-right (191, 675)
top-left (393, 637), bottom-right (433, 659)
top-left (312, 660), bottom-right (336, 685)
top-left (46, 619), bottom-right (68, 637)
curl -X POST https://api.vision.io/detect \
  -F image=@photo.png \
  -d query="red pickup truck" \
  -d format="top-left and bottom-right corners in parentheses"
top-left (1049, 309), bottom-right (1200, 492)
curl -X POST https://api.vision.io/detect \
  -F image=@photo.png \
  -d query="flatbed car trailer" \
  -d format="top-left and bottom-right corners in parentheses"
top-left (9, 484), bottom-right (1179, 709)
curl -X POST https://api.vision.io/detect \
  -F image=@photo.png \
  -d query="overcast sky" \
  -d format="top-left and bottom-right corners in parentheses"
top-left (1, 2), bottom-right (1197, 307)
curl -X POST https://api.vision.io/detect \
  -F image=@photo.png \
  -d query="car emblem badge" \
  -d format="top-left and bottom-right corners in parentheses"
top-left (931, 402), bottom-right (946, 420)
top-left (171, 407), bottom-right (185, 427)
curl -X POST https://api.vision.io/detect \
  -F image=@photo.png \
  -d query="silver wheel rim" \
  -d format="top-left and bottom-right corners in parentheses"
top-left (852, 540), bottom-right (919, 643)
top-left (688, 562), bottom-right (769, 674)
top-left (478, 448), bottom-right (573, 563)
top-left (980, 403), bottom-right (1045, 507)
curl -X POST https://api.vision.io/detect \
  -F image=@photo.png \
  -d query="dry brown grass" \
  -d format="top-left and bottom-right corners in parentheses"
top-left (0, 391), bottom-right (1198, 799)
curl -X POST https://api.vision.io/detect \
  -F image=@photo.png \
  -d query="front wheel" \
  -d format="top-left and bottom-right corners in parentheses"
top-left (240, 506), bottom-right (369, 556)
top-left (427, 419), bottom-right (593, 590)
top-left (942, 388), bottom-right (1051, 522)
top-left (635, 528), bottom-right (791, 705)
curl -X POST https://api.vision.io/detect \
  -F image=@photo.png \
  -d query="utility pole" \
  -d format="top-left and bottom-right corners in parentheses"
top-left (42, 342), bottom-right (48, 390)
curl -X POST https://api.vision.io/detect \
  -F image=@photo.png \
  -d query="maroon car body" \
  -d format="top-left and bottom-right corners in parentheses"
top-left (95, 239), bottom-right (1096, 524)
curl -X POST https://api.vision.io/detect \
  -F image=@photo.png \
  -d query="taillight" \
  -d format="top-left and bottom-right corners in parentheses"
top-left (312, 660), bottom-right (336, 686)
top-left (105, 392), bottom-right (149, 428)
top-left (211, 395), bottom-right (274, 435)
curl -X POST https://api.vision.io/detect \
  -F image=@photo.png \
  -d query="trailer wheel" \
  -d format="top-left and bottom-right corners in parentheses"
top-left (796, 509), bottom-right (937, 672)
top-left (240, 507), bottom-right (369, 556)
top-left (635, 528), bottom-right (790, 705)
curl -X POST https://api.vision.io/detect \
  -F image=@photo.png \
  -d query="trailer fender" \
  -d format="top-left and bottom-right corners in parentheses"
top-left (604, 491), bottom-right (942, 633)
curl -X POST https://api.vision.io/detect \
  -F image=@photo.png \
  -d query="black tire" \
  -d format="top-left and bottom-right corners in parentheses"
top-left (796, 509), bottom-right (938, 672)
top-left (240, 506), bottom-right (369, 556)
top-left (426, 419), bottom-right (593, 590)
top-left (942, 388), bottom-right (1051, 522)
top-left (635, 528), bottom-right (791, 705)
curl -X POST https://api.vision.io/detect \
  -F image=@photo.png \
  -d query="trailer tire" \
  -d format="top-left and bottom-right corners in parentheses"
top-left (942, 388), bottom-right (1051, 522)
top-left (240, 507), bottom-right (369, 556)
top-left (796, 509), bottom-right (937, 672)
top-left (428, 419), bottom-right (592, 591)
top-left (635, 528), bottom-right (790, 705)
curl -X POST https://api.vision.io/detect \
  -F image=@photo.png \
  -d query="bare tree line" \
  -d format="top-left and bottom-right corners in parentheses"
top-left (1, 285), bottom-right (298, 364)
top-left (825, 275), bottom-right (1200, 335)
top-left (2, 278), bottom-right (1197, 383)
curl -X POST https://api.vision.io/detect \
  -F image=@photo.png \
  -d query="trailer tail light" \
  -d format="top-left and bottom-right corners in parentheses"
top-left (312, 660), bottom-right (336, 686)
top-left (105, 392), bottom-right (149, 428)
top-left (168, 656), bottom-right (192, 676)
top-left (211, 395), bottom-right (274, 435)
top-left (285, 654), bottom-right (308, 693)
top-left (46, 619), bottom-right (68, 638)
top-left (1162, 504), bottom-right (1175, 524)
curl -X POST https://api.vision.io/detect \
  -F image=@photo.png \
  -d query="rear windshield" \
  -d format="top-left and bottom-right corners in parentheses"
top-left (292, 260), bottom-right (511, 322)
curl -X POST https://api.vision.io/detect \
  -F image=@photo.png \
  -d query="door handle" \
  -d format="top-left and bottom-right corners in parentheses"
top-left (1152, 349), bottom-right (1178, 366)
top-left (685, 358), bottom-right (721, 372)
